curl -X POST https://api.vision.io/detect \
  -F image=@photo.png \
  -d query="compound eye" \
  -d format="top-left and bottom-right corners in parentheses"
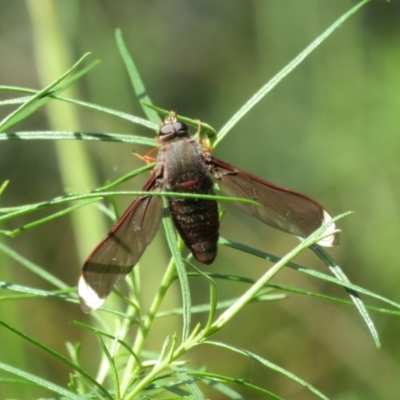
top-left (159, 123), bottom-right (174, 137)
top-left (159, 121), bottom-right (189, 138)
top-left (174, 122), bottom-right (189, 136)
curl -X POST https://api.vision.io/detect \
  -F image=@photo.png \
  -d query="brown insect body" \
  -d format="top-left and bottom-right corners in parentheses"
top-left (158, 130), bottom-right (219, 264)
top-left (78, 115), bottom-right (339, 312)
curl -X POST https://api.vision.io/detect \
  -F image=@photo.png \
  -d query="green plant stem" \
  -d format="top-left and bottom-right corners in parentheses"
top-left (96, 303), bottom-right (140, 384)
top-left (211, 255), bottom-right (299, 331)
top-left (210, 227), bottom-right (338, 333)
top-left (125, 227), bottom-right (337, 399)
top-left (120, 257), bottom-right (177, 396)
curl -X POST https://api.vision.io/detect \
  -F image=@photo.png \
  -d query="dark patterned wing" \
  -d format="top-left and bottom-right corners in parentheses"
top-left (79, 175), bottom-right (163, 312)
top-left (209, 157), bottom-right (339, 247)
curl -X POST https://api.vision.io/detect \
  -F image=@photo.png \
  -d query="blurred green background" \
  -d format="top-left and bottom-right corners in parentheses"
top-left (1, 0), bottom-right (400, 399)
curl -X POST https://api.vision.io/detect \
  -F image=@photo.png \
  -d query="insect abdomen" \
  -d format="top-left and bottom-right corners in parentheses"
top-left (169, 176), bottom-right (219, 264)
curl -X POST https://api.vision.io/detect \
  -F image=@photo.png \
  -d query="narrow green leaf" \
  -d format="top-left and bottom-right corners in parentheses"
top-left (156, 336), bottom-right (172, 369)
top-left (115, 29), bottom-right (160, 124)
top-left (171, 366), bottom-right (205, 400)
top-left (187, 262), bottom-right (218, 331)
top-left (0, 130), bottom-right (156, 146)
top-left (156, 287), bottom-right (283, 318)
top-left (0, 320), bottom-right (112, 400)
top-left (73, 321), bottom-right (141, 362)
top-left (0, 361), bottom-right (82, 400)
top-left (0, 180), bottom-right (9, 196)
top-left (54, 59), bottom-right (101, 94)
top-left (212, 218), bottom-right (338, 332)
top-left (205, 342), bottom-right (328, 400)
top-left (311, 244), bottom-right (380, 348)
top-left (0, 53), bottom-right (91, 131)
top-left (215, 0), bottom-right (372, 146)
top-left (0, 60), bottom-right (100, 131)
top-left (0, 281), bottom-right (76, 304)
top-left (162, 198), bottom-right (191, 341)
top-left (0, 189), bottom-right (259, 225)
top-left (186, 370), bottom-right (283, 399)
top-left (65, 342), bottom-right (85, 396)
top-left (0, 242), bottom-right (68, 289)
top-left (0, 84), bottom-right (157, 131)
top-left (98, 336), bottom-right (121, 400)
top-left (219, 237), bottom-right (400, 311)
top-left (5, 199), bottom-right (100, 237)
top-left (93, 163), bottom-right (155, 192)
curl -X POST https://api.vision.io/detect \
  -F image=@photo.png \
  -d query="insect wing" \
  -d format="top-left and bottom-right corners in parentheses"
top-left (79, 176), bottom-right (163, 312)
top-left (210, 157), bottom-right (339, 247)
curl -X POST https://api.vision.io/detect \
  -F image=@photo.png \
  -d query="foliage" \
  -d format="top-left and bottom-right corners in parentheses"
top-left (1, 1), bottom-right (399, 399)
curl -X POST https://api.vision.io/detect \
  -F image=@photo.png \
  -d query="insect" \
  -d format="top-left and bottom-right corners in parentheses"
top-left (79, 114), bottom-right (339, 312)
